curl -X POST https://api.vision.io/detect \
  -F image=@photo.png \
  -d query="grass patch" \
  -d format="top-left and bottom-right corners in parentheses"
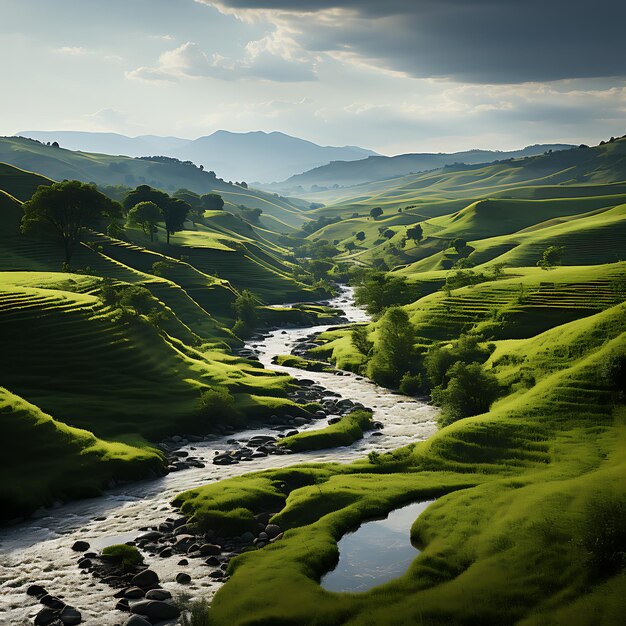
top-left (279, 410), bottom-right (374, 452)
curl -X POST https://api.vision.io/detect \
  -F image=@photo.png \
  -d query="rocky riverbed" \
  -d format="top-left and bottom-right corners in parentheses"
top-left (0, 286), bottom-right (437, 625)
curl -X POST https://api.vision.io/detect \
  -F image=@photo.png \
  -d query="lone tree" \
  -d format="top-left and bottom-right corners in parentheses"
top-left (367, 306), bottom-right (416, 386)
top-left (370, 206), bottom-right (383, 220)
top-left (21, 180), bottom-right (121, 264)
top-left (201, 193), bottom-right (224, 212)
top-left (451, 238), bottom-right (467, 254)
top-left (127, 201), bottom-right (161, 241)
top-left (406, 224), bottom-right (423, 246)
top-left (162, 198), bottom-right (190, 244)
top-left (537, 245), bottom-right (564, 269)
top-left (355, 231), bottom-right (366, 242)
top-left (174, 189), bottom-right (203, 223)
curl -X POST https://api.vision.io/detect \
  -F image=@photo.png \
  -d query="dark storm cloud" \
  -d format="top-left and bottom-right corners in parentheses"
top-left (207, 0), bottom-right (626, 83)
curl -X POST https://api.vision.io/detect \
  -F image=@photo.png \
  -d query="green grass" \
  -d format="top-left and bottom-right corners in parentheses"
top-left (101, 544), bottom-right (144, 568)
top-left (173, 304), bottom-right (626, 625)
top-left (273, 354), bottom-right (336, 373)
top-left (279, 410), bottom-right (374, 452)
top-left (0, 386), bottom-right (163, 521)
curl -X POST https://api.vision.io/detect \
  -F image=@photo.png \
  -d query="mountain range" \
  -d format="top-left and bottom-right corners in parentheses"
top-left (16, 130), bottom-right (378, 184)
top-left (269, 144), bottom-right (576, 193)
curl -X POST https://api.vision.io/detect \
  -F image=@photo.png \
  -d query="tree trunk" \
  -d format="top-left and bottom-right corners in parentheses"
top-left (166, 229), bottom-right (170, 244)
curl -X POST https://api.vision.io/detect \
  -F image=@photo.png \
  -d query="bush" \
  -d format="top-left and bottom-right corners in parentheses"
top-left (603, 352), bottom-right (626, 402)
top-left (433, 362), bottom-right (500, 427)
top-left (399, 373), bottom-right (423, 396)
top-left (102, 544), bottom-right (143, 569)
top-left (580, 493), bottom-right (626, 579)
top-left (198, 387), bottom-right (239, 426)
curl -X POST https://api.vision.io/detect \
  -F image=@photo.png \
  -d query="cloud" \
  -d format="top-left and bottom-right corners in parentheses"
top-left (126, 36), bottom-right (317, 83)
top-left (56, 46), bottom-right (88, 55)
top-left (199, 0), bottom-right (626, 84)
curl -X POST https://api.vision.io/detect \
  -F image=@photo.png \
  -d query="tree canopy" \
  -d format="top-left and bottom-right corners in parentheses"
top-left (370, 207), bottom-right (383, 219)
top-left (21, 180), bottom-right (121, 263)
top-left (127, 201), bottom-right (161, 241)
top-left (201, 193), bottom-right (224, 212)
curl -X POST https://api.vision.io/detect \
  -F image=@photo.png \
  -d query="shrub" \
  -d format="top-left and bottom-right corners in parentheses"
top-left (602, 352), bottom-right (626, 402)
top-left (433, 362), bottom-right (500, 427)
top-left (198, 387), bottom-right (239, 426)
top-left (399, 373), bottom-right (423, 396)
top-left (580, 493), bottom-right (626, 579)
top-left (102, 544), bottom-right (143, 569)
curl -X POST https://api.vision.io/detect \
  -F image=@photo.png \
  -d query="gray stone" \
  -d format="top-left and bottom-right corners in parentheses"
top-left (123, 616), bottom-right (151, 626)
top-left (131, 600), bottom-right (180, 621)
top-left (124, 587), bottom-right (145, 599)
top-left (175, 572), bottom-right (191, 584)
top-left (40, 595), bottom-right (65, 610)
top-left (145, 589), bottom-right (172, 601)
top-left (27, 584), bottom-right (47, 597)
top-left (131, 569), bottom-right (159, 588)
top-left (198, 543), bottom-right (221, 556)
top-left (34, 607), bottom-right (57, 626)
top-left (265, 524), bottom-right (282, 539)
top-left (71, 541), bottom-right (89, 552)
top-left (59, 606), bottom-right (82, 625)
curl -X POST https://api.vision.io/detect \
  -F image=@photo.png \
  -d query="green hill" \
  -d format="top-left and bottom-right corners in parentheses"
top-left (0, 137), bottom-right (311, 230)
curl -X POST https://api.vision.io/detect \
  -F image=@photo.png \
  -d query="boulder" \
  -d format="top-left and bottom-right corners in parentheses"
top-left (26, 584), bottom-right (47, 597)
top-left (176, 572), bottom-right (191, 584)
top-left (145, 589), bottom-right (172, 601)
top-left (59, 606), bottom-right (82, 625)
top-left (71, 541), bottom-right (90, 552)
top-left (123, 616), bottom-right (151, 626)
top-left (115, 598), bottom-right (130, 612)
top-left (131, 569), bottom-right (159, 588)
top-left (198, 543), bottom-right (221, 556)
top-left (124, 587), bottom-right (145, 599)
top-left (265, 524), bottom-right (282, 539)
top-left (34, 607), bottom-right (58, 626)
top-left (131, 600), bottom-right (180, 621)
top-left (40, 595), bottom-right (65, 610)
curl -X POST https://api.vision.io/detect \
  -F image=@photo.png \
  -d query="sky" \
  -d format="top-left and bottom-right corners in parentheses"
top-left (1, 0), bottom-right (625, 155)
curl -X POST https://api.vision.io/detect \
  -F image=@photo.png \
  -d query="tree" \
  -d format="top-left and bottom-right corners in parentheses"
top-left (162, 198), bottom-right (190, 244)
top-left (123, 185), bottom-right (170, 212)
top-left (367, 307), bottom-right (416, 386)
top-left (174, 189), bottom-right (204, 223)
top-left (383, 229), bottom-right (394, 239)
top-left (232, 289), bottom-right (259, 337)
top-left (355, 231), bottom-right (366, 242)
top-left (21, 180), bottom-right (121, 263)
top-left (119, 285), bottom-right (154, 316)
top-left (127, 201), bottom-right (161, 241)
top-left (370, 207), bottom-right (383, 220)
top-left (351, 326), bottom-right (373, 357)
top-left (201, 193), bottom-right (224, 212)
top-left (537, 245), bottom-right (564, 269)
top-left (406, 224), bottom-right (423, 246)
top-left (433, 362), bottom-right (500, 426)
top-left (345, 241), bottom-right (356, 252)
top-left (354, 272), bottom-right (412, 315)
top-left (451, 238), bottom-right (467, 254)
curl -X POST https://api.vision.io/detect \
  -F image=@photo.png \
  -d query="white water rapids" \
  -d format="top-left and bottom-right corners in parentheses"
top-left (0, 286), bottom-right (437, 625)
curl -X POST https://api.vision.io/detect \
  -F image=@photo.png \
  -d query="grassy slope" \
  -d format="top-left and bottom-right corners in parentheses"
top-left (0, 387), bottom-right (163, 520)
top-left (0, 271), bottom-right (295, 441)
top-left (0, 138), bottom-right (310, 230)
top-left (175, 303), bottom-right (626, 625)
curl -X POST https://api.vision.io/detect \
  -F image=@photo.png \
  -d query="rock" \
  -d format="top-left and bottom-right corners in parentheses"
top-left (27, 584), bottom-right (47, 597)
top-left (71, 540), bottom-right (90, 552)
top-left (265, 524), bottom-right (282, 539)
top-left (124, 587), bottom-right (145, 599)
top-left (40, 595), bottom-right (65, 610)
top-left (123, 616), bottom-right (151, 626)
top-left (258, 532), bottom-right (268, 541)
top-left (177, 558), bottom-right (188, 566)
top-left (145, 589), bottom-right (172, 601)
top-left (77, 558), bottom-right (92, 569)
top-left (34, 607), bottom-right (58, 626)
top-left (115, 598), bottom-right (130, 612)
top-left (157, 547), bottom-right (172, 558)
top-left (136, 531), bottom-right (163, 542)
top-left (131, 569), bottom-right (159, 588)
top-left (209, 570), bottom-right (224, 579)
top-left (175, 572), bottom-right (191, 584)
top-left (240, 532), bottom-right (255, 543)
top-left (205, 556), bottom-right (221, 566)
top-left (59, 606), bottom-right (82, 625)
top-left (198, 543), bottom-right (221, 556)
top-left (131, 600), bottom-right (180, 621)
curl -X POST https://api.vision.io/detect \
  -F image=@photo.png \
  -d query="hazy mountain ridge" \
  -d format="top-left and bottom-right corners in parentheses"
top-left (17, 129), bottom-right (378, 183)
top-left (273, 143), bottom-right (576, 193)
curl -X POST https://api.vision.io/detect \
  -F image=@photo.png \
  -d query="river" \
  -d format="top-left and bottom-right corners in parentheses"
top-left (0, 286), bottom-right (437, 625)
